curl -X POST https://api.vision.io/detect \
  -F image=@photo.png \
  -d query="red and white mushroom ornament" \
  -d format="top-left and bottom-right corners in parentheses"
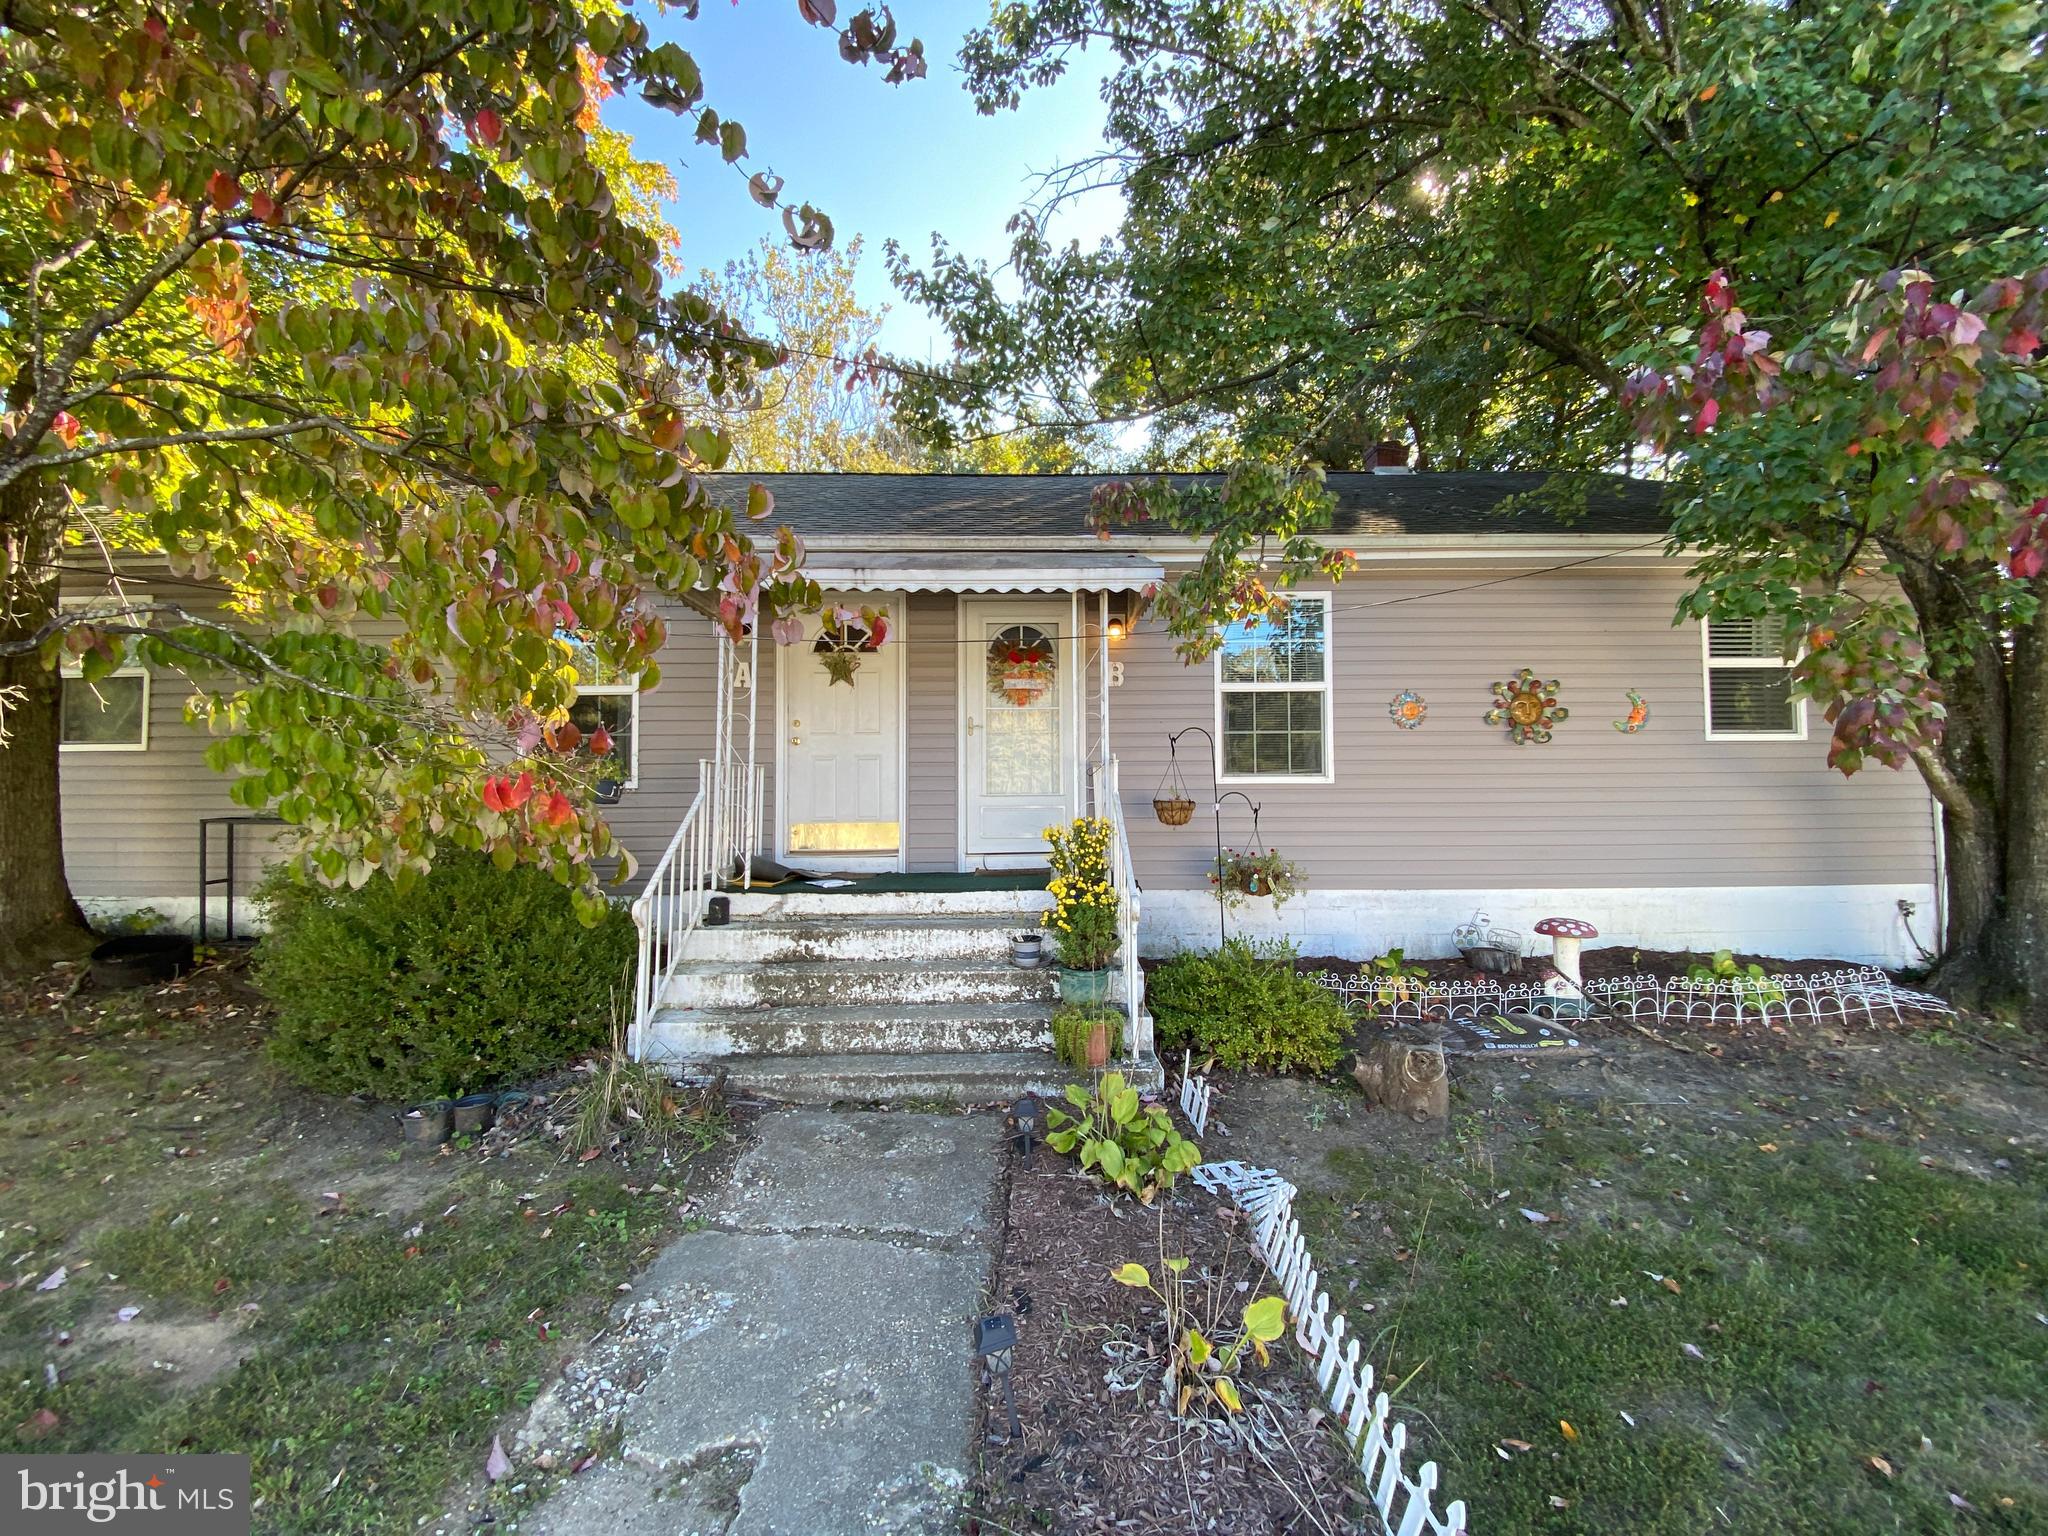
top-left (1532, 917), bottom-right (1599, 1015)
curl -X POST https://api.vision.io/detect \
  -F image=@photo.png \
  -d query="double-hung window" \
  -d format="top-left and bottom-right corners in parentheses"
top-left (1702, 616), bottom-right (1805, 739)
top-left (1216, 595), bottom-right (1332, 780)
top-left (58, 595), bottom-right (150, 752)
top-left (558, 632), bottom-right (640, 798)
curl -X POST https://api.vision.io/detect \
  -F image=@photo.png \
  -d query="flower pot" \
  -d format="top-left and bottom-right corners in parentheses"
top-left (403, 1100), bottom-right (453, 1145)
top-left (1153, 796), bottom-right (1196, 827)
top-left (1085, 1019), bottom-right (1112, 1069)
top-left (1009, 933), bottom-right (1045, 968)
top-left (451, 1093), bottom-right (497, 1135)
top-left (1058, 967), bottom-right (1113, 1005)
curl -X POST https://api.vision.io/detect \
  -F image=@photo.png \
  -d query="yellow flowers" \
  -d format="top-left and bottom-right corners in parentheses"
top-left (1043, 817), bottom-right (1120, 969)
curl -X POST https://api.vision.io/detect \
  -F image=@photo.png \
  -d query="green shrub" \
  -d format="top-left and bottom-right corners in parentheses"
top-left (256, 854), bottom-right (635, 1101)
top-left (1148, 938), bottom-right (1347, 1073)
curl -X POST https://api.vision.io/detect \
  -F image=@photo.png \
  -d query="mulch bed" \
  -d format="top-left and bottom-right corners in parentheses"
top-left (970, 1154), bottom-right (1371, 1536)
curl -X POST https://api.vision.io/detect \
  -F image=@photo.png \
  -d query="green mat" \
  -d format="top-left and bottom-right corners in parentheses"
top-left (728, 868), bottom-right (1048, 895)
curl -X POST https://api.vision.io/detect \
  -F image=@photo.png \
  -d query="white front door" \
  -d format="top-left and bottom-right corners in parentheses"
top-left (779, 598), bottom-right (904, 870)
top-left (961, 598), bottom-right (1078, 862)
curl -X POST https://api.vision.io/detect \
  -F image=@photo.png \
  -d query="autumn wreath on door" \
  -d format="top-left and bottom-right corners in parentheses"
top-left (988, 627), bottom-right (1056, 706)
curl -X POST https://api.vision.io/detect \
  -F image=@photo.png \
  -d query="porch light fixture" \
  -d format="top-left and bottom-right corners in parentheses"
top-left (973, 1312), bottom-right (1022, 1443)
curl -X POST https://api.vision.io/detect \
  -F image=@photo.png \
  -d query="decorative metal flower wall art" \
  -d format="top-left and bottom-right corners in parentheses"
top-left (1612, 689), bottom-right (1650, 733)
top-left (1485, 669), bottom-right (1568, 745)
top-left (1387, 689), bottom-right (1428, 729)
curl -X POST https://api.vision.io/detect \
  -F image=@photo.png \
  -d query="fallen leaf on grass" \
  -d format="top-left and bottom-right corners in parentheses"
top-left (16, 1408), bottom-right (60, 1441)
top-left (1949, 1493), bottom-right (1975, 1512)
top-left (116, 1306), bottom-right (141, 1323)
top-left (579, 1147), bottom-right (603, 1162)
top-left (1559, 1420), bottom-right (1579, 1442)
top-left (1499, 1438), bottom-right (1533, 1454)
top-left (36, 1266), bottom-right (67, 1292)
top-left (1549, 1495), bottom-right (1572, 1509)
top-left (1619, 1410), bottom-right (1637, 1427)
top-left (486, 1436), bottom-right (512, 1482)
top-left (1866, 1455), bottom-right (1894, 1478)
top-left (1682, 1343), bottom-right (1707, 1361)
top-left (1519, 1209), bottom-right (1551, 1224)
top-left (212, 1277), bottom-right (231, 1296)
top-left (1661, 1276), bottom-right (1682, 1295)
top-left (1757, 1142), bottom-right (1779, 1153)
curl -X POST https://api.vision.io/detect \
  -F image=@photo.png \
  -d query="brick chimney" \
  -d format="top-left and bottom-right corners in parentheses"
top-left (1372, 439), bottom-right (1411, 474)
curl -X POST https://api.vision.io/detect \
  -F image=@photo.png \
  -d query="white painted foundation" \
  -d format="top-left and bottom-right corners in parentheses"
top-left (1138, 883), bottom-right (1941, 970)
top-left (78, 895), bottom-right (267, 939)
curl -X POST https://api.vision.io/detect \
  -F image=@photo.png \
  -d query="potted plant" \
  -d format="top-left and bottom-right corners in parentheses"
top-left (1210, 847), bottom-right (1305, 910)
top-left (1051, 1004), bottom-right (1121, 1068)
top-left (1042, 816), bottom-right (1120, 1003)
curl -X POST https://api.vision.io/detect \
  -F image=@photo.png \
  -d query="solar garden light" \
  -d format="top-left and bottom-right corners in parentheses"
top-left (1009, 1094), bottom-right (1043, 1160)
top-left (974, 1313), bottom-right (1021, 1443)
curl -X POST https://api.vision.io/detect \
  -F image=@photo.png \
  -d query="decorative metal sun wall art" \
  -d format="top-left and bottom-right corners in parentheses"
top-left (1387, 689), bottom-right (1428, 729)
top-left (1613, 689), bottom-right (1650, 733)
top-left (1485, 669), bottom-right (1568, 745)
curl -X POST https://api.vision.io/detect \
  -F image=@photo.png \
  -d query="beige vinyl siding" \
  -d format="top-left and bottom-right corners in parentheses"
top-left (1109, 565), bottom-right (1938, 891)
top-left (904, 591), bottom-right (959, 871)
top-left (58, 650), bottom-right (285, 910)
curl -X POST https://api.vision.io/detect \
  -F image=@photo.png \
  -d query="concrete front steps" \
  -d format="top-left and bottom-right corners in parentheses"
top-left (642, 886), bottom-right (1090, 1103)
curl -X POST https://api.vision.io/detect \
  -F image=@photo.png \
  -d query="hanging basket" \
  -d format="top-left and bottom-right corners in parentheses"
top-left (1153, 795), bottom-right (1196, 826)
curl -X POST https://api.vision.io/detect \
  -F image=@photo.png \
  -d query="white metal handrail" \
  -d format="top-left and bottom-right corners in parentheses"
top-left (1092, 753), bottom-right (1152, 1064)
top-left (628, 758), bottom-right (765, 1060)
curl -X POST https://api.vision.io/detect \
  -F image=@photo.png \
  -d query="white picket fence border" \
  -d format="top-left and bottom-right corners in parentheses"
top-left (1178, 1050), bottom-right (1215, 1137)
top-left (1189, 1141), bottom-right (1470, 1535)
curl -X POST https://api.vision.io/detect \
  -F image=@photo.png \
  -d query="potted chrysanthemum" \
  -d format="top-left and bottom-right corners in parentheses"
top-left (1042, 816), bottom-right (1120, 1004)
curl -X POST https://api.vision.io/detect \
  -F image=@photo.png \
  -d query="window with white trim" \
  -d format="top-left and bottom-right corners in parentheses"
top-left (59, 594), bottom-right (150, 752)
top-left (1702, 616), bottom-right (1805, 739)
top-left (1216, 595), bottom-right (1332, 779)
top-left (559, 632), bottom-right (640, 797)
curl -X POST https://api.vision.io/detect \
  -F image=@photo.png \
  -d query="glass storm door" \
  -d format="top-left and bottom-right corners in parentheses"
top-left (781, 604), bottom-right (903, 868)
top-left (962, 599), bottom-right (1075, 859)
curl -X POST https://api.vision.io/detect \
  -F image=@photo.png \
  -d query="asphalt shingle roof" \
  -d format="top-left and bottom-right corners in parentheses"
top-left (705, 471), bottom-right (1670, 542)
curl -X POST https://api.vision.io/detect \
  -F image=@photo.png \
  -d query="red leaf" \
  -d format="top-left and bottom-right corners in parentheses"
top-left (1924, 417), bottom-right (1950, 449)
top-left (1692, 398), bottom-right (1719, 434)
top-left (2004, 326), bottom-right (2041, 357)
top-left (206, 170), bottom-right (243, 212)
top-left (2012, 546), bottom-right (2044, 580)
top-left (16, 1408), bottom-right (60, 1441)
top-left (554, 721), bottom-right (583, 753)
top-left (250, 190), bottom-right (280, 225)
top-left (474, 109), bottom-right (504, 148)
top-left (798, 0), bottom-right (836, 25)
top-left (213, 1277), bottom-right (231, 1295)
top-left (51, 411), bottom-right (81, 448)
top-left (540, 791), bottom-right (576, 829)
top-left (482, 777), bottom-right (508, 814)
top-left (504, 771), bottom-right (535, 809)
top-left (142, 12), bottom-right (167, 42)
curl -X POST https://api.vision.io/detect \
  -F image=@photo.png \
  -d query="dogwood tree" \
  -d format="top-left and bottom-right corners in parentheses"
top-left (0, 0), bottom-right (925, 966)
top-left (893, 0), bottom-right (2048, 1018)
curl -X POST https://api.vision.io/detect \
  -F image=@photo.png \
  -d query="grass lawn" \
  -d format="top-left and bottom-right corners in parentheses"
top-left (1282, 1033), bottom-right (2048, 1532)
top-left (0, 960), bottom-right (726, 1534)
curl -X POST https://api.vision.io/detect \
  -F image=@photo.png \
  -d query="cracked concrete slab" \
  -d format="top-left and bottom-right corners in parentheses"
top-left (523, 1110), bottom-right (999, 1536)
top-left (713, 1108), bottom-right (1000, 1245)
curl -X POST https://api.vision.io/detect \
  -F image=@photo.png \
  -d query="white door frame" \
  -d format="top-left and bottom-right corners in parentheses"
top-left (773, 591), bottom-right (908, 873)
top-left (955, 593), bottom-right (1083, 870)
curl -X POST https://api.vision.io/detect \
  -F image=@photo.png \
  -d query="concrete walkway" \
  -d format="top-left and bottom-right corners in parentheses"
top-left (522, 1109), bottom-right (1001, 1536)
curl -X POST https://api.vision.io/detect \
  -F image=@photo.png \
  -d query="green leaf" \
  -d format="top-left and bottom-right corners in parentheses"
top-left (1110, 1262), bottom-right (1150, 1288)
top-left (1213, 1377), bottom-right (1242, 1413)
top-left (1186, 1327), bottom-right (1212, 1367)
top-left (1096, 1140), bottom-right (1125, 1180)
top-left (1110, 1087), bottom-right (1140, 1125)
top-left (1241, 1295), bottom-right (1286, 1342)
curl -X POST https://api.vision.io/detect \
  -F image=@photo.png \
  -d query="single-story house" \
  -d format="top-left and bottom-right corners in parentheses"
top-left (58, 466), bottom-right (1941, 1090)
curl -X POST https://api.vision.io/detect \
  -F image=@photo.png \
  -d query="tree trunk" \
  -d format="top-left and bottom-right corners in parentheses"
top-left (1909, 568), bottom-right (2048, 1029)
top-left (0, 476), bottom-right (94, 973)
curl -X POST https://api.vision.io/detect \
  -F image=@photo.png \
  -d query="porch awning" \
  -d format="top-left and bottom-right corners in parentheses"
top-left (800, 550), bottom-right (1165, 594)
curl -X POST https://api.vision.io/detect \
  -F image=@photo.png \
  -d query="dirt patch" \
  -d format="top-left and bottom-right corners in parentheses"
top-left (970, 1158), bottom-right (1370, 1536)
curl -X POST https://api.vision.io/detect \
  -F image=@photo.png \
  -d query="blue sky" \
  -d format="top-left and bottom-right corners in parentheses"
top-left (605, 0), bottom-right (1123, 362)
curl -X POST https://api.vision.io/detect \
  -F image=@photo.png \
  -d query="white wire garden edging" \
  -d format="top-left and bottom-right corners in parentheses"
top-left (1178, 1049), bottom-right (1216, 1137)
top-left (1312, 966), bottom-right (1953, 1030)
top-left (1189, 1153), bottom-right (1469, 1536)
